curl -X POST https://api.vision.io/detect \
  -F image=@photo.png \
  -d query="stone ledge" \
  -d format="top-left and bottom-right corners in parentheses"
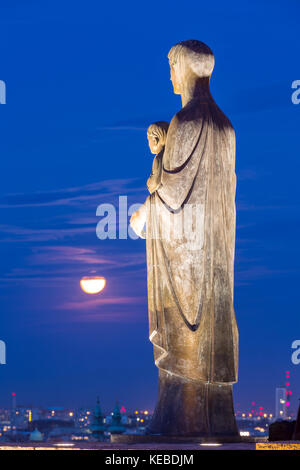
top-left (110, 434), bottom-right (268, 444)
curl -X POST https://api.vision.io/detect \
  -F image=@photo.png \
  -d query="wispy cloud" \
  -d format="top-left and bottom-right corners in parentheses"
top-left (236, 202), bottom-right (298, 212)
top-left (235, 265), bottom-right (291, 286)
top-left (97, 115), bottom-right (163, 130)
top-left (0, 245), bottom-right (146, 286)
top-left (0, 176), bottom-right (148, 246)
top-left (0, 224), bottom-right (94, 242)
top-left (67, 312), bottom-right (143, 324)
top-left (59, 295), bottom-right (146, 311)
top-left (30, 246), bottom-right (111, 266)
top-left (0, 178), bottom-right (146, 209)
top-left (0, 178), bottom-right (148, 292)
top-left (237, 169), bottom-right (260, 181)
top-left (97, 126), bottom-right (147, 131)
top-left (29, 245), bottom-right (146, 269)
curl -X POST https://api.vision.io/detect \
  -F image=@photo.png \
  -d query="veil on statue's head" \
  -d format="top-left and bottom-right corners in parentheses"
top-left (168, 40), bottom-right (215, 87)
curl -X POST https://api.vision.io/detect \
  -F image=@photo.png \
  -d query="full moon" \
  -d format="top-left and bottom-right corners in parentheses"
top-left (80, 276), bottom-right (106, 294)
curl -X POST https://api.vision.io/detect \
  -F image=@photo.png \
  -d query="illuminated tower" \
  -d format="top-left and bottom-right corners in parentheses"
top-left (11, 392), bottom-right (17, 434)
top-left (12, 392), bottom-right (16, 407)
top-left (275, 388), bottom-right (287, 420)
top-left (285, 370), bottom-right (292, 416)
top-left (249, 401), bottom-right (256, 418)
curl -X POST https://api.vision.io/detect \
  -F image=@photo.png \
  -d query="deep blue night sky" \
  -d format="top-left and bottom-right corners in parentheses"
top-left (0, 0), bottom-right (299, 415)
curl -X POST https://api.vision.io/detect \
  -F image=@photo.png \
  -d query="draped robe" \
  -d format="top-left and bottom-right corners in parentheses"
top-left (145, 97), bottom-right (238, 385)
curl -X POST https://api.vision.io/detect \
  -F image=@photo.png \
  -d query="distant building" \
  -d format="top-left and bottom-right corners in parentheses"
top-left (29, 428), bottom-right (43, 442)
top-left (28, 418), bottom-right (75, 435)
top-left (90, 397), bottom-right (105, 440)
top-left (275, 387), bottom-right (287, 420)
top-left (108, 403), bottom-right (126, 435)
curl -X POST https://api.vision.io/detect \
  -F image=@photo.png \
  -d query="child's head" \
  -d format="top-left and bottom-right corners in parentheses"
top-left (147, 121), bottom-right (169, 155)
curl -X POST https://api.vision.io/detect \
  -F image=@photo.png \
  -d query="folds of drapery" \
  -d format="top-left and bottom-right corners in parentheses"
top-left (145, 100), bottom-right (238, 384)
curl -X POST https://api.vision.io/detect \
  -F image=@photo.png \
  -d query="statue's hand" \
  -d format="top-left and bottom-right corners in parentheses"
top-left (147, 173), bottom-right (161, 195)
top-left (130, 207), bottom-right (146, 239)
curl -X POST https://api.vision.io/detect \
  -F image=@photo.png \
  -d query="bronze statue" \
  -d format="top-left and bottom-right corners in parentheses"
top-left (131, 40), bottom-right (238, 436)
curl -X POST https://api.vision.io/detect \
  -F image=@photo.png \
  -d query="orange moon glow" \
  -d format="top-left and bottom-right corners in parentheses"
top-left (80, 276), bottom-right (106, 294)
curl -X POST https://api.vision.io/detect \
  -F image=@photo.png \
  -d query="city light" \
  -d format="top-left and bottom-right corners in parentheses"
top-left (200, 443), bottom-right (222, 447)
top-left (54, 443), bottom-right (75, 447)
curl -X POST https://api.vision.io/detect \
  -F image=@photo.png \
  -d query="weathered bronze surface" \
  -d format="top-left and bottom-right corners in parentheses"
top-left (131, 40), bottom-right (238, 436)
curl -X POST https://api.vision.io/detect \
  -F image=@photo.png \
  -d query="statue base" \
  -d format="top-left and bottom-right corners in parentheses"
top-left (146, 370), bottom-right (238, 437)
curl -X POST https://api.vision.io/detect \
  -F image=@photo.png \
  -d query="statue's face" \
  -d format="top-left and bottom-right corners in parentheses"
top-left (170, 64), bottom-right (180, 95)
top-left (147, 134), bottom-right (162, 155)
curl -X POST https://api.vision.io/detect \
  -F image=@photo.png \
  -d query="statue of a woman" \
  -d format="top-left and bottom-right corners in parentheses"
top-left (131, 40), bottom-right (238, 437)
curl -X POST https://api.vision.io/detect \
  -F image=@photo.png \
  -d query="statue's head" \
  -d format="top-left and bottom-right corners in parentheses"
top-left (147, 121), bottom-right (169, 155)
top-left (168, 40), bottom-right (215, 95)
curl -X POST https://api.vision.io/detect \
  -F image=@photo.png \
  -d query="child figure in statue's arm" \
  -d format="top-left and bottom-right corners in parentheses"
top-left (130, 121), bottom-right (169, 239)
top-left (146, 121), bottom-right (169, 194)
